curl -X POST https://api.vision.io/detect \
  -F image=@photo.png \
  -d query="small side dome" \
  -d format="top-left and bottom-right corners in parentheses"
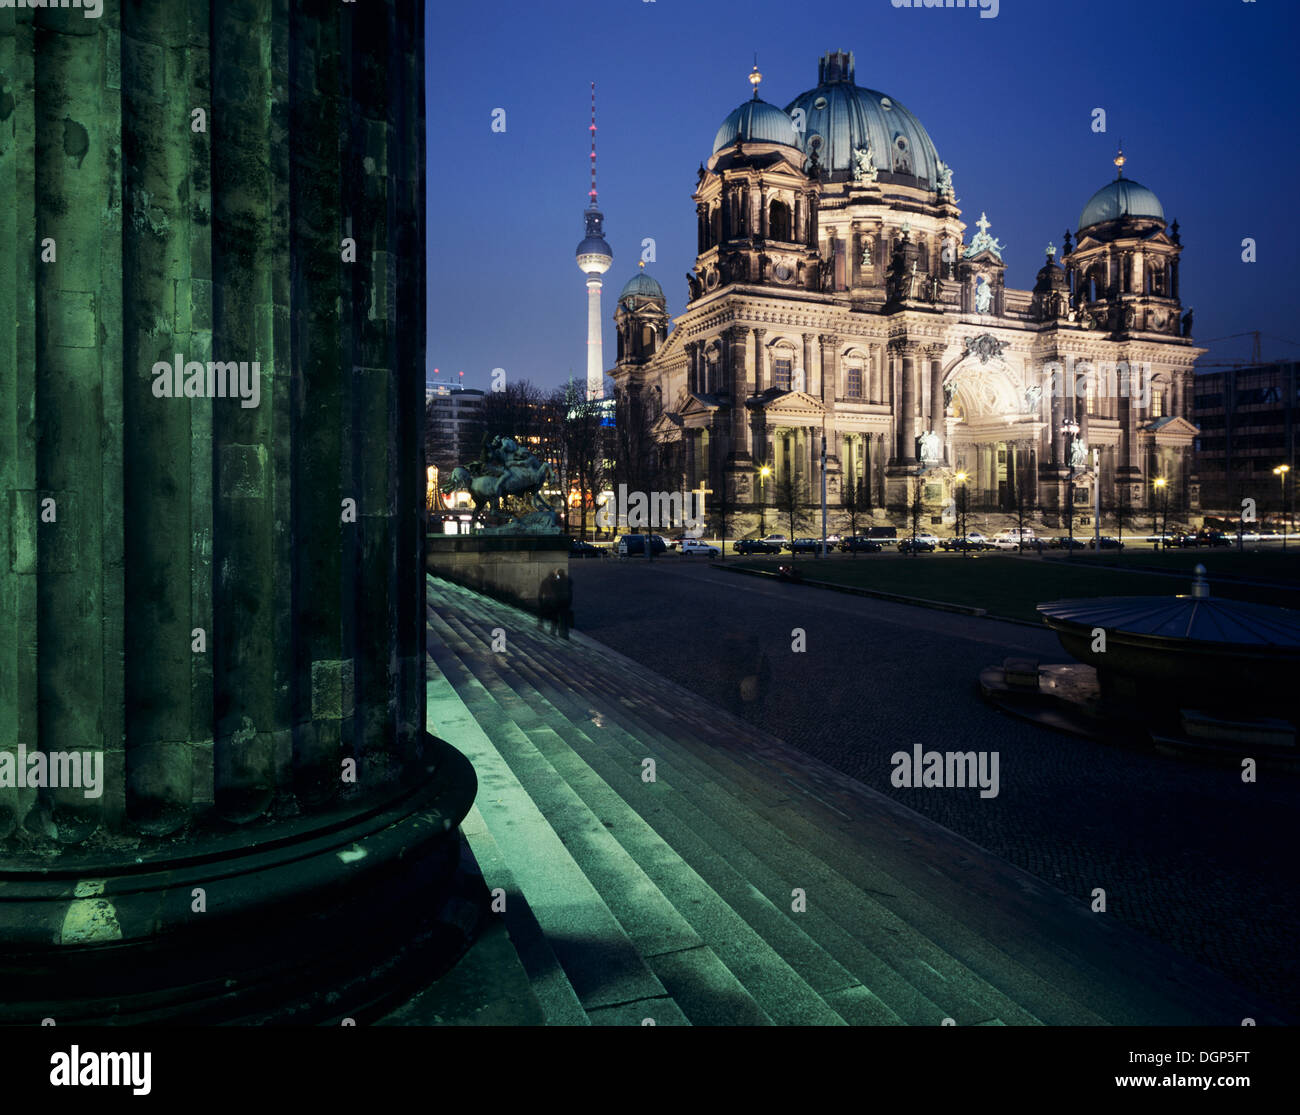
top-left (619, 269), bottom-right (664, 302)
top-left (712, 97), bottom-right (799, 154)
top-left (1079, 178), bottom-right (1164, 230)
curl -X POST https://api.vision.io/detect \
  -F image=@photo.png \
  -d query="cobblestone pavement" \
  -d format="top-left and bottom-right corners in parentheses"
top-left (567, 557), bottom-right (1300, 1013)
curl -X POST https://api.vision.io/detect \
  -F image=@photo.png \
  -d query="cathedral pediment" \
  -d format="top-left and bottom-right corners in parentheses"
top-left (1139, 415), bottom-right (1199, 439)
top-left (651, 411), bottom-right (684, 440)
top-left (681, 392), bottom-right (725, 417)
top-left (749, 389), bottom-right (826, 420)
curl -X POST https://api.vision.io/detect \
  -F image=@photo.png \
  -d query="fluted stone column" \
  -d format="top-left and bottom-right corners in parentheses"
top-left (751, 327), bottom-right (766, 393)
top-left (895, 344), bottom-right (917, 463)
top-left (0, 0), bottom-right (474, 1024)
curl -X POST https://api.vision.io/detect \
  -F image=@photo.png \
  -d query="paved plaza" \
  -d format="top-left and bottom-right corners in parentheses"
top-left (566, 558), bottom-right (1300, 1012)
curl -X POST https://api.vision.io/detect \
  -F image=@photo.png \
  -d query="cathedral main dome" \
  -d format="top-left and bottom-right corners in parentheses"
top-left (784, 50), bottom-right (942, 186)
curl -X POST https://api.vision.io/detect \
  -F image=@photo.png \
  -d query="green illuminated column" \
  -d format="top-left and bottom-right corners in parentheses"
top-left (0, 0), bottom-right (474, 1023)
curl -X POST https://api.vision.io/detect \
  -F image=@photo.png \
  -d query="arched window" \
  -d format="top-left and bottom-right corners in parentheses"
top-left (769, 199), bottom-right (792, 242)
top-left (710, 205), bottom-right (721, 248)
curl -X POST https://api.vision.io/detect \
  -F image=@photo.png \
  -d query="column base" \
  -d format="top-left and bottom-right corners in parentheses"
top-left (0, 733), bottom-right (478, 1024)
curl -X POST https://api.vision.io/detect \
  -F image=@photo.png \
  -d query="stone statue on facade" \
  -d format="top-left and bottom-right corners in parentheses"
top-left (1181, 306), bottom-right (1194, 337)
top-left (974, 276), bottom-right (992, 314)
top-left (852, 142), bottom-right (877, 183)
top-left (819, 256), bottom-right (834, 291)
top-left (935, 159), bottom-right (953, 197)
top-left (1070, 437), bottom-right (1089, 470)
top-left (919, 430), bottom-right (942, 464)
top-left (860, 239), bottom-right (873, 268)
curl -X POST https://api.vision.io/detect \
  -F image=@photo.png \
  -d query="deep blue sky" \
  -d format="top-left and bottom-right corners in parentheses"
top-left (427, 0), bottom-right (1300, 393)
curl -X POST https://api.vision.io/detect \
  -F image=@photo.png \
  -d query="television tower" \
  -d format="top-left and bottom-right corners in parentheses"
top-left (574, 81), bottom-right (612, 401)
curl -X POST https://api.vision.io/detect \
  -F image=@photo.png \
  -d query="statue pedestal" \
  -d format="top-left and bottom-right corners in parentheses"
top-left (427, 535), bottom-right (569, 616)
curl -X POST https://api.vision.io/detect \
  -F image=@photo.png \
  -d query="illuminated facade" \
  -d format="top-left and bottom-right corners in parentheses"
top-left (611, 51), bottom-right (1203, 529)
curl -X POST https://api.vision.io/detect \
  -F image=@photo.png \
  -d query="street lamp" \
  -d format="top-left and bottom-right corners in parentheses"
top-left (1060, 418), bottom-right (1080, 557)
top-left (1274, 464), bottom-right (1291, 552)
top-left (954, 471), bottom-right (969, 558)
top-left (758, 464), bottom-right (771, 538)
top-left (1153, 476), bottom-right (1168, 550)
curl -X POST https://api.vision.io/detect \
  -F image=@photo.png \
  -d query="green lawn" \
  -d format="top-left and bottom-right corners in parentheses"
top-left (1059, 548), bottom-right (1300, 582)
top-left (727, 552), bottom-right (1300, 623)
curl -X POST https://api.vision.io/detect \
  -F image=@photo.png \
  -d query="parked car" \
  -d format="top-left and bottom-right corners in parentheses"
top-left (1046, 535), bottom-right (1086, 550)
top-left (1087, 536), bottom-right (1125, 550)
top-left (991, 531), bottom-right (1035, 550)
top-left (941, 537), bottom-right (984, 552)
top-left (786, 537), bottom-right (830, 554)
top-left (616, 533), bottom-right (667, 556)
top-left (898, 537), bottom-right (935, 554)
top-left (1197, 530), bottom-right (1231, 548)
top-left (839, 536), bottom-right (882, 553)
top-left (763, 535), bottom-right (790, 546)
top-left (569, 538), bottom-right (604, 558)
top-left (678, 538), bottom-right (721, 557)
top-left (866, 526), bottom-right (898, 543)
top-left (735, 538), bottom-right (782, 555)
top-left (964, 532), bottom-right (990, 547)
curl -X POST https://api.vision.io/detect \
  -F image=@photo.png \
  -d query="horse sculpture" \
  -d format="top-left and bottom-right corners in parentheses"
top-left (441, 457), bottom-right (557, 530)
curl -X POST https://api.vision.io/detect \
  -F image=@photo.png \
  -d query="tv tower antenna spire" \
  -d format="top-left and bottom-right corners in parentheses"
top-left (574, 81), bottom-right (612, 401)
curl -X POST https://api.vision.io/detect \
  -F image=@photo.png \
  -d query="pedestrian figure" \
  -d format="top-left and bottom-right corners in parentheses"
top-left (718, 632), bottom-right (772, 722)
top-left (537, 568), bottom-right (573, 639)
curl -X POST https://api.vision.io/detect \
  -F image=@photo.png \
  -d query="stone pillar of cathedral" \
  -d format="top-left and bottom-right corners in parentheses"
top-left (1051, 372), bottom-right (1066, 467)
top-left (926, 346), bottom-right (945, 461)
top-left (0, 0), bottom-right (476, 1024)
top-left (884, 342), bottom-right (920, 509)
top-left (752, 327), bottom-right (767, 393)
top-left (727, 326), bottom-right (752, 467)
top-left (895, 345), bottom-right (918, 463)
top-left (803, 333), bottom-right (817, 396)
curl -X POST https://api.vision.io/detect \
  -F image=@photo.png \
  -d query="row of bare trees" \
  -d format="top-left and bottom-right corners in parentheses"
top-left (428, 380), bottom-right (702, 540)
top-left (426, 379), bottom-right (609, 538)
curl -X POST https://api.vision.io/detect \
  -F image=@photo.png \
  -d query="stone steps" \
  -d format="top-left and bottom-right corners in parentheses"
top-left (434, 596), bottom-right (1073, 1026)
top-left (432, 610), bottom-right (950, 1025)
top-left (426, 575), bottom-right (1276, 1026)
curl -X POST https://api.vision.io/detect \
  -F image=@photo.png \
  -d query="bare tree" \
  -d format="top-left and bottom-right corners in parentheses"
top-left (776, 465), bottom-right (804, 545)
top-left (1014, 476), bottom-right (1030, 553)
top-left (842, 469), bottom-right (864, 545)
top-left (555, 389), bottom-right (609, 542)
top-left (907, 479), bottom-right (926, 554)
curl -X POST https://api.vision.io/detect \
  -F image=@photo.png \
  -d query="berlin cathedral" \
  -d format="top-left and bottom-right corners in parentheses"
top-left (609, 50), bottom-right (1202, 529)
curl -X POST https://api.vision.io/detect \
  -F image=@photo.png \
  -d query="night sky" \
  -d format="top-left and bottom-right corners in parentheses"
top-left (427, 0), bottom-right (1300, 393)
